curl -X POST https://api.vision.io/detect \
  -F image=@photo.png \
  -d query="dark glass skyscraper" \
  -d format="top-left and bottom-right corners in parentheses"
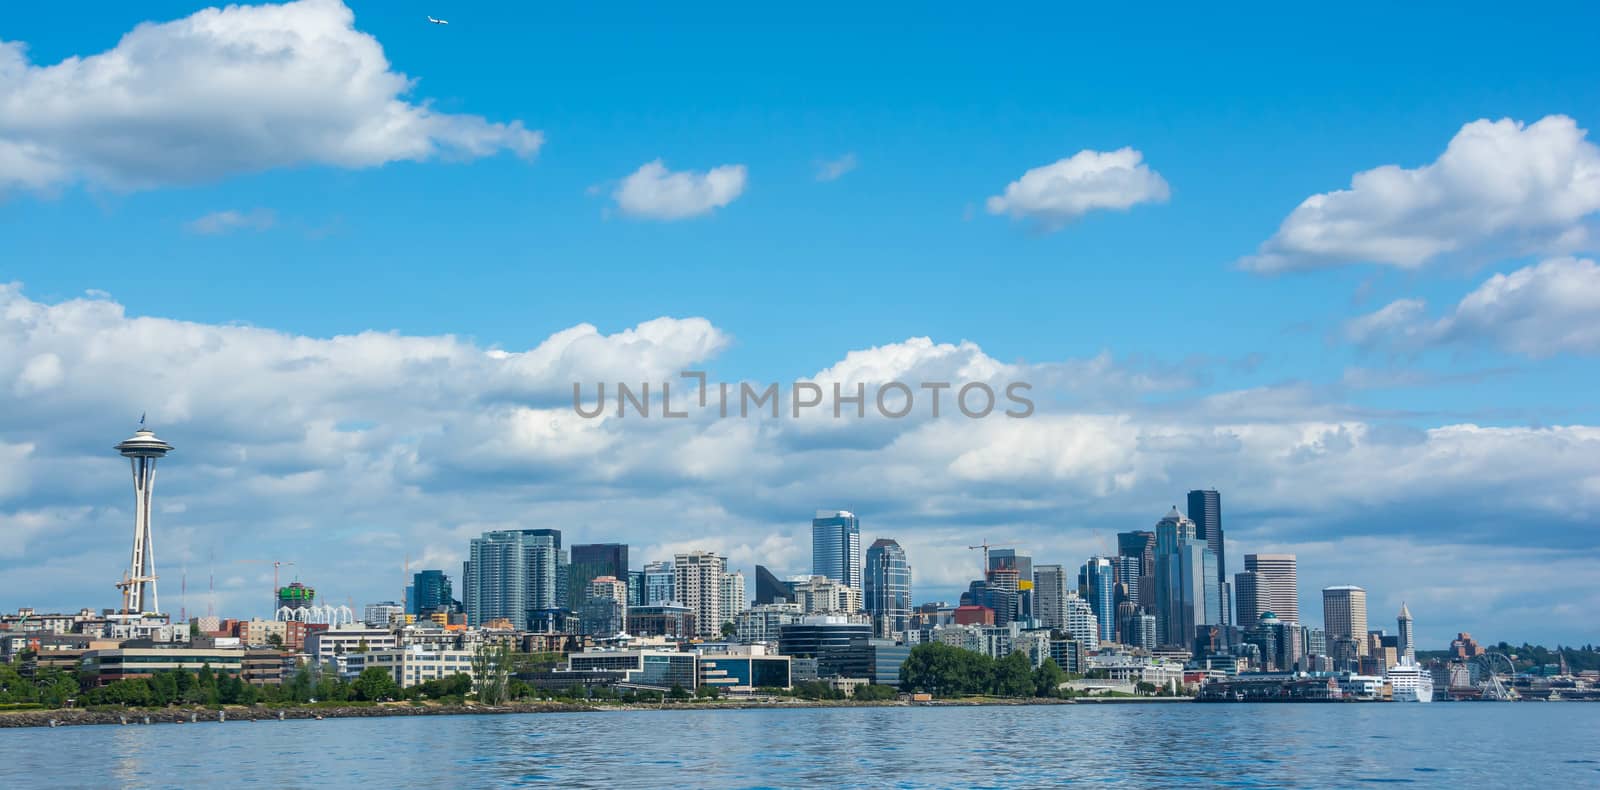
top-left (1117, 529), bottom-right (1157, 611)
top-left (568, 543), bottom-right (629, 609)
top-left (1187, 489), bottom-right (1228, 625)
top-left (864, 538), bottom-right (912, 636)
top-left (411, 569), bottom-right (454, 614)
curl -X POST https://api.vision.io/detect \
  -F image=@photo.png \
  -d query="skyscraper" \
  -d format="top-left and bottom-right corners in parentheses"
top-left (988, 549), bottom-right (1033, 624)
top-left (411, 570), bottom-right (454, 614)
top-left (1322, 585), bottom-right (1369, 658)
top-left (674, 551), bottom-right (728, 639)
top-left (1078, 557), bottom-right (1117, 643)
top-left (1033, 564), bottom-right (1069, 631)
top-left (1397, 602), bottom-right (1415, 663)
top-left (864, 538), bottom-right (912, 636)
top-left (1234, 570), bottom-right (1263, 628)
top-left (812, 510), bottom-right (862, 590)
top-left (1187, 489), bottom-right (1226, 624)
top-left (462, 528), bottom-right (561, 628)
top-left (569, 544), bottom-right (629, 609)
top-left (115, 423), bottom-right (174, 616)
top-left (1244, 554), bottom-right (1300, 624)
top-left (1117, 530), bottom-right (1157, 612)
top-left (1153, 507), bottom-right (1198, 646)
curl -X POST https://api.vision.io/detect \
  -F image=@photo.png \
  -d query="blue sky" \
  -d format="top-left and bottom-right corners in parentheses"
top-left (2, 1), bottom-right (1598, 646)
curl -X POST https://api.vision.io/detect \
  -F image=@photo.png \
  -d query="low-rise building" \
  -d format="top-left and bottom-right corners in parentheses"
top-left (304, 627), bottom-right (400, 663)
top-left (80, 645), bottom-right (245, 685)
top-left (346, 646), bottom-right (477, 688)
top-left (695, 644), bottom-right (792, 693)
top-left (566, 649), bottom-right (698, 691)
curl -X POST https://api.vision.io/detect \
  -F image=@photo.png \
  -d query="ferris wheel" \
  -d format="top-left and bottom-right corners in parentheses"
top-left (1473, 652), bottom-right (1518, 701)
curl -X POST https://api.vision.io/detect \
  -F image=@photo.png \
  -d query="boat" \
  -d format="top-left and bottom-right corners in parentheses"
top-left (1386, 658), bottom-right (1433, 703)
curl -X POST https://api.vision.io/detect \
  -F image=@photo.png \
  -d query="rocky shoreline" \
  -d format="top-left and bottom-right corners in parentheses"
top-left (0, 695), bottom-right (1191, 730)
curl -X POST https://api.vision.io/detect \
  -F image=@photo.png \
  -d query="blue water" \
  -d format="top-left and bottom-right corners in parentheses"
top-left (1, 704), bottom-right (1595, 787)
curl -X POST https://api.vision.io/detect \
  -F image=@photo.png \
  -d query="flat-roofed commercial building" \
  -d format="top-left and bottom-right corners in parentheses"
top-left (697, 646), bottom-right (792, 693)
top-left (81, 647), bottom-right (245, 685)
top-left (567, 649), bottom-right (698, 691)
top-left (345, 646), bottom-right (477, 688)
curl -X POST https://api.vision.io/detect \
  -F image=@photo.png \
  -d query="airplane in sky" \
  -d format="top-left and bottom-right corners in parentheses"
top-left (427, 16), bottom-right (449, 25)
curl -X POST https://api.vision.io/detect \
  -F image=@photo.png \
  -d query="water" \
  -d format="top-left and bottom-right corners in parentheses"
top-left (1, 704), bottom-right (1595, 787)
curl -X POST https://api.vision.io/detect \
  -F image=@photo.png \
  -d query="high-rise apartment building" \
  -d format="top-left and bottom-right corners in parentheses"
top-left (462, 528), bottom-right (561, 628)
top-left (410, 570), bottom-right (454, 615)
top-left (674, 551), bottom-right (728, 639)
top-left (790, 575), bottom-right (863, 615)
top-left (864, 538), bottom-right (912, 636)
top-left (1033, 564), bottom-right (1069, 631)
top-left (1244, 554), bottom-right (1299, 625)
top-left (812, 511), bottom-right (862, 590)
top-left (721, 570), bottom-right (748, 618)
top-left (643, 560), bottom-right (675, 605)
top-left (1322, 585), bottom-right (1369, 658)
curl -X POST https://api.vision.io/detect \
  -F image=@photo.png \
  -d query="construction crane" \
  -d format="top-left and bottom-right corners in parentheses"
top-left (236, 560), bottom-right (296, 612)
top-left (966, 540), bottom-right (992, 578)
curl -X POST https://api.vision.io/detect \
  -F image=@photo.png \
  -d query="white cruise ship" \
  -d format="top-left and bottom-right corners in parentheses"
top-left (1386, 658), bottom-right (1433, 702)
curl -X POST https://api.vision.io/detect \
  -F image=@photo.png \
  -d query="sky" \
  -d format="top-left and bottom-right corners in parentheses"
top-left (2, 0), bottom-right (1598, 648)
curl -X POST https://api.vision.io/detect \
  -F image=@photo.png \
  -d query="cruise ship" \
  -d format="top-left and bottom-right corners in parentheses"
top-left (1386, 658), bottom-right (1434, 702)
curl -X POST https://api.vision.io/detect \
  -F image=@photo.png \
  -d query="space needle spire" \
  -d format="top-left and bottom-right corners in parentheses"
top-left (115, 420), bottom-right (173, 616)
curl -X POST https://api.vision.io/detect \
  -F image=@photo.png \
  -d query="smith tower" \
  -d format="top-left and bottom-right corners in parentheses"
top-left (115, 421), bottom-right (173, 615)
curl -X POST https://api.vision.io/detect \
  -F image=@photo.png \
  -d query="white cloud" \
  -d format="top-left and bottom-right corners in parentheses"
top-left (1, 284), bottom-right (1597, 643)
top-left (612, 160), bottom-right (747, 220)
top-left (1347, 257), bottom-right (1600, 356)
top-left (986, 147), bottom-right (1170, 230)
top-left (815, 153), bottom-right (857, 182)
top-left (1242, 115), bottom-right (1600, 272)
top-left (0, 0), bottom-right (542, 191)
top-left (186, 209), bottom-right (276, 235)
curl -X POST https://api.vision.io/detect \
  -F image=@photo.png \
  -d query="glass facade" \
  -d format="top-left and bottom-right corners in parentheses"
top-left (864, 538), bottom-right (912, 636)
top-left (811, 510), bottom-right (862, 590)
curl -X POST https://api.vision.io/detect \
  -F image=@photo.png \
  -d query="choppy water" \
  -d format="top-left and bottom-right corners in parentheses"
top-left (1, 703), bottom-right (1596, 787)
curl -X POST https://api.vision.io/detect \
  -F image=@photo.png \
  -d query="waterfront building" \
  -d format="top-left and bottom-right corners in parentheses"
top-left (1322, 586), bottom-right (1369, 658)
top-left (305, 627), bottom-right (401, 664)
top-left (778, 616), bottom-right (874, 679)
top-left (674, 551), bottom-right (728, 639)
top-left (754, 565), bottom-right (795, 604)
top-left (567, 649), bottom-right (699, 691)
top-left (347, 645), bottom-right (476, 688)
top-left (81, 646), bottom-right (244, 685)
top-left (790, 575), bottom-right (862, 615)
top-left (812, 510), bottom-right (862, 590)
top-left (721, 571), bottom-right (748, 618)
top-left (568, 544), bottom-right (629, 610)
top-left (864, 538), bottom-right (912, 637)
top-left (869, 639), bottom-right (913, 686)
top-left (1397, 603), bottom-right (1415, 663)
top-left (1244, 554), bottom-right (1299, 625)
top-left (463, 528), bottom-right (562, 628)
top-left (696, 645), bottom-right (792, 693)
top-left (643, 560), bottom-right (676, 606)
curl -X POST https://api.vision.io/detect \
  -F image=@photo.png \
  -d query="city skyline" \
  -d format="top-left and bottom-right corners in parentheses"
top-left (2, 1), bottom-right (1598, 647)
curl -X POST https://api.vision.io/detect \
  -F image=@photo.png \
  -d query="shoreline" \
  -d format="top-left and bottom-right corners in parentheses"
top-left (0, 696), bottom-right (1194, 730)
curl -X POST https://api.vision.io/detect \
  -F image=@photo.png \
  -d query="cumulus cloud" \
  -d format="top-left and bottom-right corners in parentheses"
top-left (0, 0), bottom-right (542, 191)
top-left (1242, 115), bottom-right (1600, 272)
top-left (1347, 257), bottom-right (1600, 356)
top-left (612, 160), bottom-right (747, 220)
top-left (815, 153), bottom-right (857, 182)
top-left (1, 285), bottom-right (1597, 642)
top-left (185, 209), bottom-right (277, 235)
top-left (986, 147), bottom-right (1170, 230)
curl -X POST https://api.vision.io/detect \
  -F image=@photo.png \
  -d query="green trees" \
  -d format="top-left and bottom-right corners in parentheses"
top-left (472, 644), bottom-right (513, 704)
top-left (351, 667), bottom-right (399, 701)
top-left (852, 683), bottom-right (898, 701)
top-left (900, 643), bottom-right (1061, 699)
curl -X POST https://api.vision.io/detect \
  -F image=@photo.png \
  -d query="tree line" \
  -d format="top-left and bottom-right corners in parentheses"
top-left (898, 643), bottom-right (1070, 698)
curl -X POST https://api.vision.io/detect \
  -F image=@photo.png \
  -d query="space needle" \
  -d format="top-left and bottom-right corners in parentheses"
top-left (115, 417), bottom-right (173, 616)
